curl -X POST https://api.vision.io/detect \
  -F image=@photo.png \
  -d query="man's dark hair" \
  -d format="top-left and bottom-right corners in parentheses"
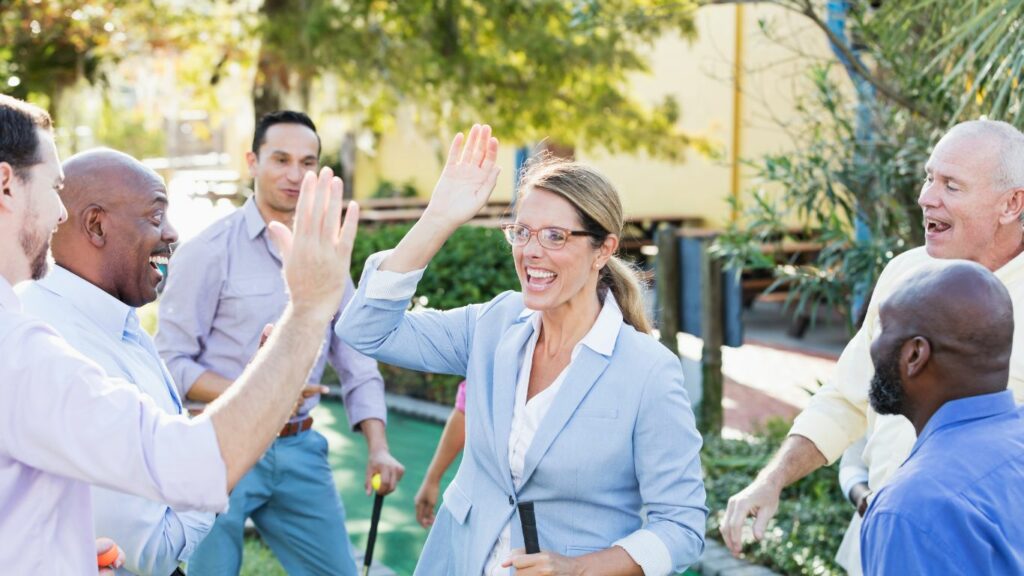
top-left (252, 110), bottom-right (321, 156)
top-left (0, 94), bottom-right (53, 181)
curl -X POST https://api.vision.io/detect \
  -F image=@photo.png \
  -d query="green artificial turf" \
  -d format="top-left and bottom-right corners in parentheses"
top-left (238, 401), bottom-right (701, 575)
top-left (240, 403), bottom-right (459, 575)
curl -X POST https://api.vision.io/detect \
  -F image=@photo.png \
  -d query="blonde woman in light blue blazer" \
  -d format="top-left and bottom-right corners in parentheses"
top-left (336, 125), bottom-right (707, 575)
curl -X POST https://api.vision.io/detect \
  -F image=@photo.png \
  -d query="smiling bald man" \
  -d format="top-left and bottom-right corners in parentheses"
top-left (19, 148), bottom-right (213, 576)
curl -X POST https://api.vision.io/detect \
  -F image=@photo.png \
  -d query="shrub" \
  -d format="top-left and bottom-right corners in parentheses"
top-left (350, 223), bottom-right (521, 403)
top-left (712, 64), bottom-right (923, 334)
top-left (372, 179), bottom-right (419, 199)
top-left (702, 419), bottom-right (850, 575)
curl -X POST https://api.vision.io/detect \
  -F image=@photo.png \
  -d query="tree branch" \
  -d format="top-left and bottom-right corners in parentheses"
top-left (708, 0), bottom-right (941, 124)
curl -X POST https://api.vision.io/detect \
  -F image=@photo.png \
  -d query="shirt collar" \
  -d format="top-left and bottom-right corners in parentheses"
top-left (243, 196), bottom-right (268, 240)
top-left (912, 390), bottom-right (1016, 455)
top-left (35, 265), bottom-right (133, 341)
top-left (994, 246), bottom-right (1024, 283)
top-left (518, 292), bottom-right (623, 357)
top-left (0, 274), bottom-right (20, 311)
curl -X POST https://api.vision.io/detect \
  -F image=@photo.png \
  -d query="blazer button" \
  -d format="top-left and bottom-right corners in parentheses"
top-left (508, 495), bottom-right (514, 506)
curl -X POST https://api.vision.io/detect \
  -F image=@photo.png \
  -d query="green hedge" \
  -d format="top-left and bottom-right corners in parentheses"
top-left (702, 419), bottom-right (850, 575)
top-left (350, 223), bottom-right (521, 404)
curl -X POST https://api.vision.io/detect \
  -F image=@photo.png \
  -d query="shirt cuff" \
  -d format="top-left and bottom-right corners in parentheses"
top-left (839, 467), bottom-right (870, 497)
top-left (153, 416), bottom-right (229, 513)
top-left (613, 529), bottom-right (673, 576)
top-left (363, 251), bottom-right (426, 301)
top-left (178, 361), bottom-right (209, 397)
top-left (789, 409), bottom-right (848, 465)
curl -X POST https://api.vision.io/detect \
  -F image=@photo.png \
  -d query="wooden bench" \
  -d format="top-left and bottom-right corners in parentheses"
top-left (358, 199), bottom-right (513, 227)
top-left (742, 235), bottom-right (826, 338)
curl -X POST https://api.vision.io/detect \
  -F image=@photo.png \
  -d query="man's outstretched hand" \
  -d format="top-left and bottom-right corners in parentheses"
top-left (267, 167), bottom-right (360, 322)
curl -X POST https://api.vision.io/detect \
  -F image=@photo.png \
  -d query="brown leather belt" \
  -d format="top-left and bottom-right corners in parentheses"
top-left (279, 416), bottom-right (313, 437)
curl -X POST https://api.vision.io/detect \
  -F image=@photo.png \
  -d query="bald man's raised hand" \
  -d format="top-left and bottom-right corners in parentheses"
top-left (267, 167), bottom-right (360, 322)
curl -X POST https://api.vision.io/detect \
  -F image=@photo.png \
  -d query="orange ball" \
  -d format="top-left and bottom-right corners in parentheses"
top-left (96, 542), bottom-right (121, 568)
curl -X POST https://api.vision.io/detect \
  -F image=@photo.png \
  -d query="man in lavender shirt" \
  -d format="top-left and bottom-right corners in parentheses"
top-left (157, 110), bottom-right (404, 575)
top-left (0, 94), bottom-right (362, 574)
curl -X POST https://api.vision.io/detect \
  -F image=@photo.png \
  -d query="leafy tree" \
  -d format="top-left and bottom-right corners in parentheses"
top-left (0, 0), bottom-right (128, 111)
top-left (712, 0), bottom-right (1024, 329)
top-left (0, 0), bottom-right (250, 156)
top-left (5, 1), bottom-right (709, 162)
top-left (254, 0), bottom-right (707, 159)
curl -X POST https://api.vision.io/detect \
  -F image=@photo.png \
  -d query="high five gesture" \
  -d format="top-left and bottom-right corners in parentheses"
top-left (423, 124), bottom-right (501, 228)
top-left (267, 166), bottom-right (360, 321)
top-left (380, 125), bottom-right (501, 273)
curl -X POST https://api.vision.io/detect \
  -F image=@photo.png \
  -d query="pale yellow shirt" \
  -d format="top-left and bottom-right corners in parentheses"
top-left (789, 246), bottom-right (1024, 491)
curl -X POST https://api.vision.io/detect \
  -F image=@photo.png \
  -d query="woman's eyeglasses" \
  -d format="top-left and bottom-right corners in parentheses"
top-left (500, 223), bottom-right (597, 250)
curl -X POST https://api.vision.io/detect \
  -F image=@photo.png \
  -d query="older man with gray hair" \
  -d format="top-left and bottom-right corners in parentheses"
top-left (720, 119), bottom-right (1024, 566)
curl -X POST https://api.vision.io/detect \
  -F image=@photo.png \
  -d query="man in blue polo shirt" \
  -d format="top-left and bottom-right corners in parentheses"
top-left (861, 260), bottom-right (1024, 574)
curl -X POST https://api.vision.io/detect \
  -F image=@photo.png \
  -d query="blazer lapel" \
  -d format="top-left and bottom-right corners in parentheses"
top-left (491, 317), bottom-right (535, 492)
top-left (518, 346), bottom-right (610, 488)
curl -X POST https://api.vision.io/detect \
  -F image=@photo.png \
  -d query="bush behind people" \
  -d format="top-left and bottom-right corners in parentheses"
top-left (346, 224), bottom-right (519, 404)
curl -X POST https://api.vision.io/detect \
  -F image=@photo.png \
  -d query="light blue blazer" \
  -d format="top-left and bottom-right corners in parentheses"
top-left (336, 254), bottom-right (707, 574)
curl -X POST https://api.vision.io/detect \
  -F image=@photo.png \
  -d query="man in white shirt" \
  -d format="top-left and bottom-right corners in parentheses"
top-left (720, 119), bottom-right (1024, 560)
top-left (19, 148), bottom-right (214, 576)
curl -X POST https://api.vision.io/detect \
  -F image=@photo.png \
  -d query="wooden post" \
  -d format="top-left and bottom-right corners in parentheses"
top-left (655, 225), bottom-right (680, 357)
top-left (700, 238), bottom-right (724, 436)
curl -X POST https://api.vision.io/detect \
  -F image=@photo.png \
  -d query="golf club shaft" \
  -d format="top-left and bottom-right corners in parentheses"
top-left (364, 493), bottom-right (384, 573)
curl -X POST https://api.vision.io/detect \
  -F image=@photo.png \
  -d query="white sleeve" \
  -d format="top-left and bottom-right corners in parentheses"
top-left (839, 436), bottom-right (869, 498)
top-left (363, 250), bottom-right (426, 301)
top-left (613, 529), bottom-right (673, 576)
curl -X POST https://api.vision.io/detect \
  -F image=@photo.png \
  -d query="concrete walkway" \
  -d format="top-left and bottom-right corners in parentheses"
top-left (678, 300), bottom-right (845, 438)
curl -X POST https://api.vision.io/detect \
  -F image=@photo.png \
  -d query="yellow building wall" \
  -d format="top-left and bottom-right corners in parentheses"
top-left (352, 109), bottom-right (518, 203)
top-left (90, 3), bottom-right (841, 235)
top-left (354, 4), bottom-right (839, 229)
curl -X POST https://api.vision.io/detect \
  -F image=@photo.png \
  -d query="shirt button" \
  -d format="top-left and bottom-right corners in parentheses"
top-left (508, 495), bottom-right (514, 506)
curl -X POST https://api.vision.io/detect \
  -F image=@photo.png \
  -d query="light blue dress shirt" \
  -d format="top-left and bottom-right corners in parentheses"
top-left (861, 391), bottom-right (1024, 575)
top-left (20, 266), bottom-right (215, 576)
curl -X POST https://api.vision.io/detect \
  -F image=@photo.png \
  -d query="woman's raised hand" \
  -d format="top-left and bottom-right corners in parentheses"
top-left (424, 124), bottom-right (501, 229)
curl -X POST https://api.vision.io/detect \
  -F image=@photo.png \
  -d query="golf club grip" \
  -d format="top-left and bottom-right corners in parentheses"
top-left (364, 493), bottom-right (384, 569)
top-left (518, 501), bottom-right (540, 554)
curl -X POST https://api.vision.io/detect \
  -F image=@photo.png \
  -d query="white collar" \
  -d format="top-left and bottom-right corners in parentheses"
top-left (32, 265), bottom-right (134, 341)
top-left (518, 292), bottom-right (623, 357)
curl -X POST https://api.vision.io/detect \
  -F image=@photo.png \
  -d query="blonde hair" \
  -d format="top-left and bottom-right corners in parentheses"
top-left (517, 156), bottom-right (652, 333)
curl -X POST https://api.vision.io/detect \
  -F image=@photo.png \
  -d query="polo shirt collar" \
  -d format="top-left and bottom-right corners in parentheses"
top-left (994, 245), bottom-right (1024, 284)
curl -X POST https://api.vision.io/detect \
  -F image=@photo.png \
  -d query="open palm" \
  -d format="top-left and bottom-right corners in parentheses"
top-left (425, 124), bottom-right (501, 227)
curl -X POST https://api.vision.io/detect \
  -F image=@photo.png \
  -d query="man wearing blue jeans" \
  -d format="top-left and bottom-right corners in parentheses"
top-left (157, 111), bottom-right (404, 574)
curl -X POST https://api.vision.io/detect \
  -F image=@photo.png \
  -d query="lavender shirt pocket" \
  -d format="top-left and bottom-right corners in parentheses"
top-left (220, 274), bottom-right (286, 327)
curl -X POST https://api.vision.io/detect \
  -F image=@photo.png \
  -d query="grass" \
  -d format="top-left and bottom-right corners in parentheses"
top-left (239, 403), bottom-right (459, 575)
